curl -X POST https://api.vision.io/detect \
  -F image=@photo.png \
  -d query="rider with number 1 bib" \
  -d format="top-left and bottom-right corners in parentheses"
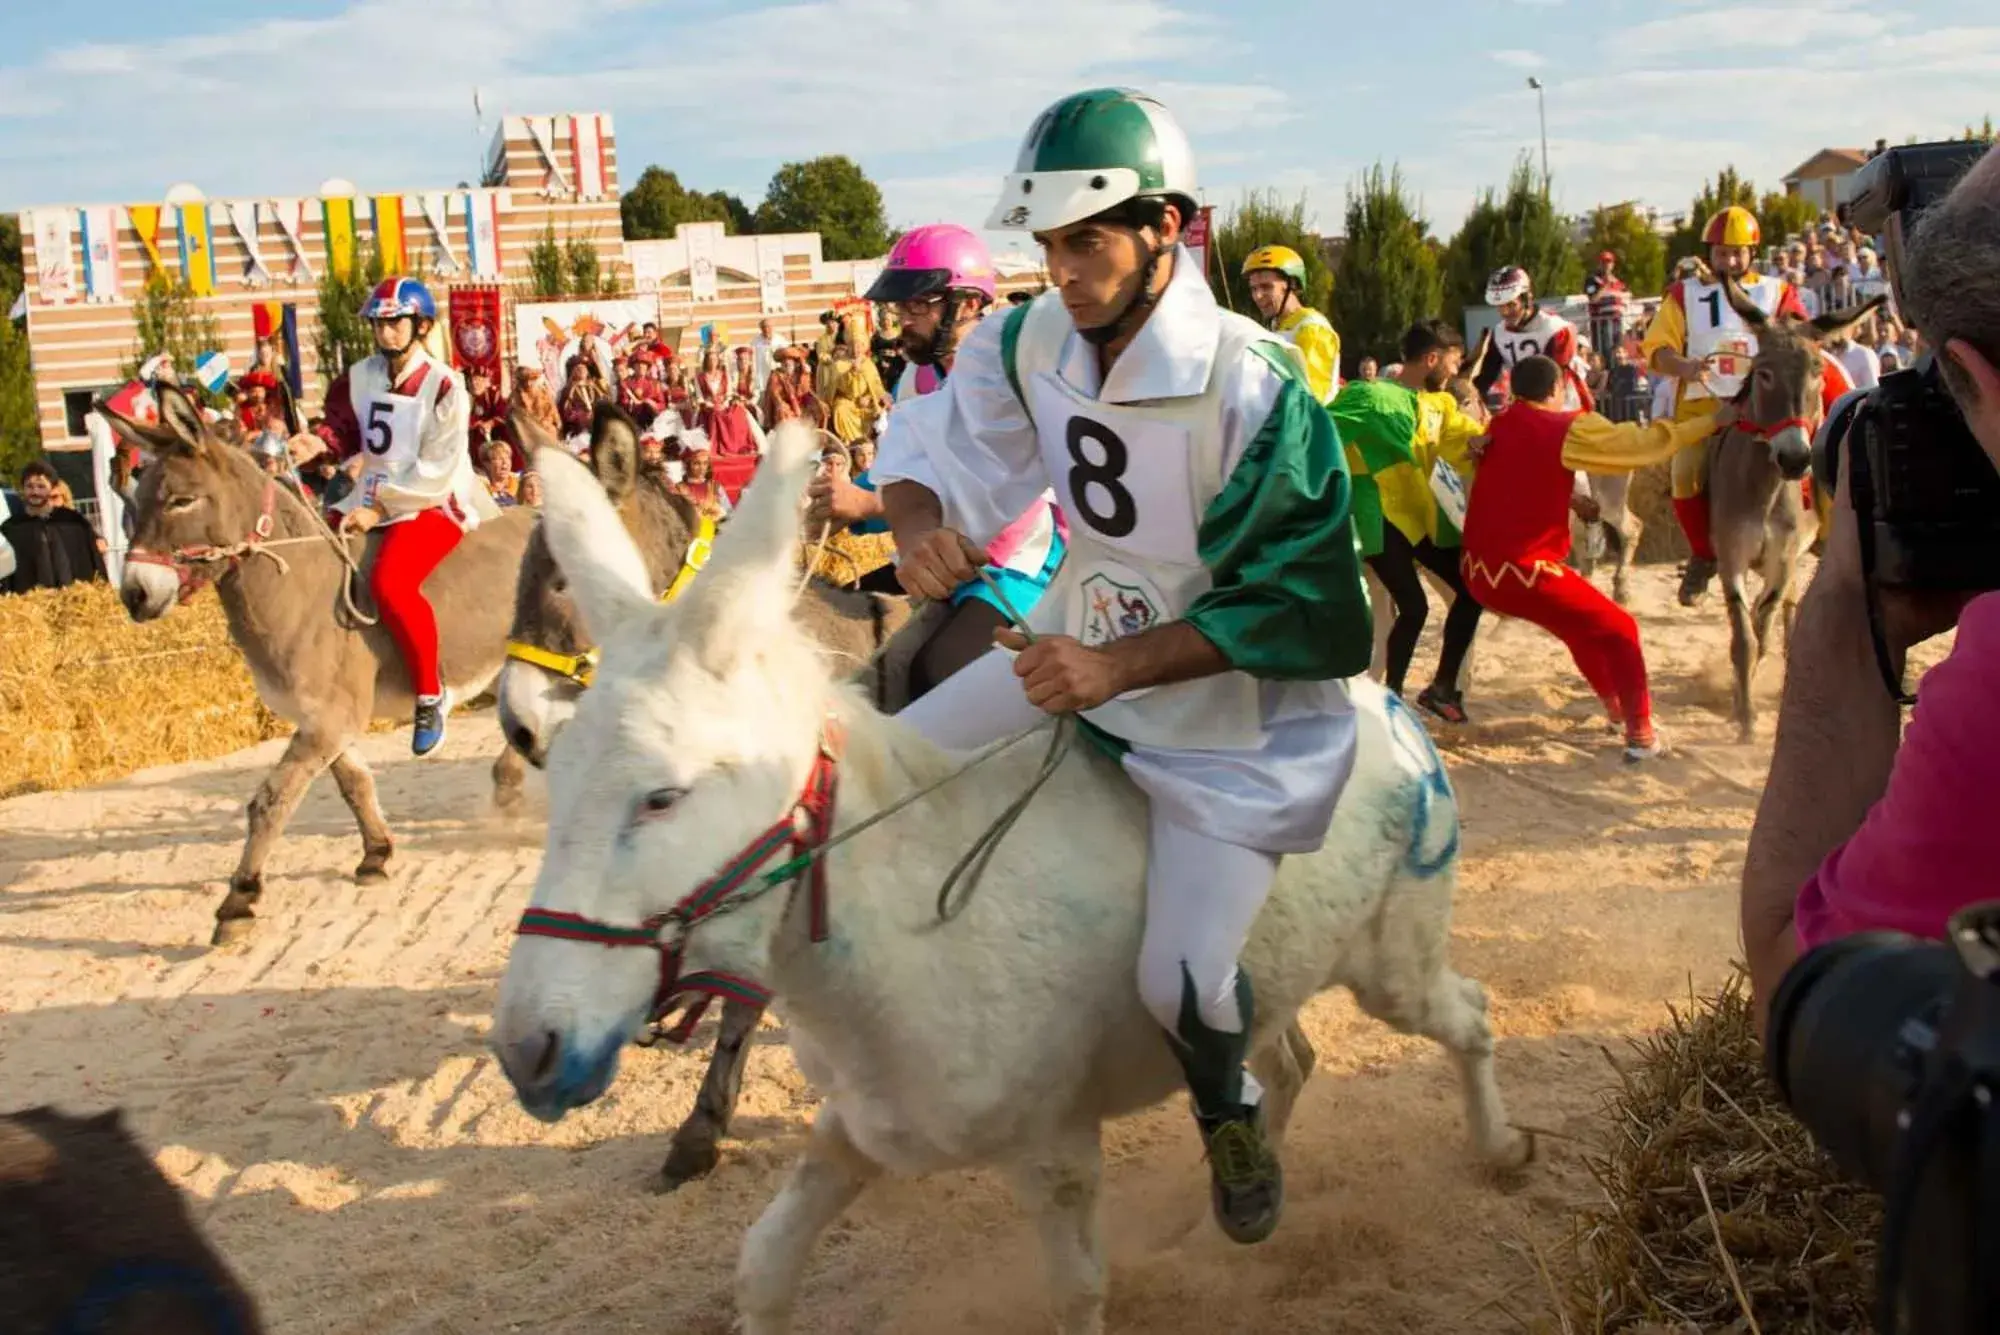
top-left (807, 223), bottom-right (1067, 700)
top-left (874, 87), bottom-right (1374, 1246)
top-left (323, 277), bottom-right (493, 756)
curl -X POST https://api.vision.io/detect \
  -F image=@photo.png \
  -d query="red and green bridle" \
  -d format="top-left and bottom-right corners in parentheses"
top-left (513, 720), bottom-right (844, 1045)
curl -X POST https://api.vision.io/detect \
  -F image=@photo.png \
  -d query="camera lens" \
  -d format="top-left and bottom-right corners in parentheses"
top-left (1768, 930), bottom-right (1958, 1191)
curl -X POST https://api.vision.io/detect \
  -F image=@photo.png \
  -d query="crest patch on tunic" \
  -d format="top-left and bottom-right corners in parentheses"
top-left (1078, 570), bottom-right (1161, 647)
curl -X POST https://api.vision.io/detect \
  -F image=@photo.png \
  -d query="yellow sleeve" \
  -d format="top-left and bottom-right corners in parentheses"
top-left (1292, 318), bottom-right (1340, 404)
top-left (1640, 285), bottom-right (1687, 371)
top-left (1561, 406), bottom-right (1719, 472)
top-left (1433, 401), bottom-right (1486, 474)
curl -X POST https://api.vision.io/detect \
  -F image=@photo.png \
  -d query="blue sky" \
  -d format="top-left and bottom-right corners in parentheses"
top-left (4, 0), bottom-right (1997, 255)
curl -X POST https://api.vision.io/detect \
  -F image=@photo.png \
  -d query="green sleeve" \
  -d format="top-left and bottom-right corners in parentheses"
top-left (1182, 349), bottom-right (1374, 681)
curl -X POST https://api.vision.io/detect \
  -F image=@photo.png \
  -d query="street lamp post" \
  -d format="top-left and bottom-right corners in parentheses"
top-left (1527, 76), bottom-right (1550, 191)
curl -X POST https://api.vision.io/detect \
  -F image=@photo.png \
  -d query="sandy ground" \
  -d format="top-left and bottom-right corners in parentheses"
top-left (1, 565), bottom-right (1834, 1333)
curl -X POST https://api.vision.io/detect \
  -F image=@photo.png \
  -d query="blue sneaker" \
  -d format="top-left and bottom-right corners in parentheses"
top-left (413, 690), bottom-right (452, 757)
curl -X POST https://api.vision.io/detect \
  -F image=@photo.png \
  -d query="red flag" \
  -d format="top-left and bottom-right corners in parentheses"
top-left (448, 285), bottom-right (505, 392)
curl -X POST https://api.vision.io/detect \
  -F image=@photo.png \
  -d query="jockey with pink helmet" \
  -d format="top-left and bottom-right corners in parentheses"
top-left (806, 223), bottom-right (1068, 698)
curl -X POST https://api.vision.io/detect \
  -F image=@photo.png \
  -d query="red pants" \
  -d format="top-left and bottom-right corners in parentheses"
top-left (1464, 558), bottom-right (1653, 740)
top-left (370, 509), bottom-right (463, 698)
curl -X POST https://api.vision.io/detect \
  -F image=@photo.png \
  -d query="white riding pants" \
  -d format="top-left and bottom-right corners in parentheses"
top-left (897, 648), bottom-right (1284, 1054)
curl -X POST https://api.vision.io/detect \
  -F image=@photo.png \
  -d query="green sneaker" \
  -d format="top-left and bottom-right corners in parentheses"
top-left (1199, 1108), bottom-right (1284, 1245)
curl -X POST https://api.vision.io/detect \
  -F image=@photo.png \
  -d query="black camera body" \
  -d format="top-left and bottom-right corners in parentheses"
top-left (1770, 902), bottom-right (2000, 1333)
top-left (1812, 140), bottom-right (2000, 593)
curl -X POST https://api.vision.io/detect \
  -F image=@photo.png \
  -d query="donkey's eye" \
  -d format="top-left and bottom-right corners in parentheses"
top-left (550, 576), bottom-right (569, 595)
top-left (166, 495), bottom-right (199, 513)
top-left (639, 787), bottom-right (686, 817)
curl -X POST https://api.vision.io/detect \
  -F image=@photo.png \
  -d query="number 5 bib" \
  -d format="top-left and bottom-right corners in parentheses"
top-left (353, 391), bottom-right (424, 512)
top-left (1016, 314), bottom-right (1277, 752)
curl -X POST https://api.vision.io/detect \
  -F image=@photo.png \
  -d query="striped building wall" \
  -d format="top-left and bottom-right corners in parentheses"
top-left (16, 111), bottom-right (1050, 454)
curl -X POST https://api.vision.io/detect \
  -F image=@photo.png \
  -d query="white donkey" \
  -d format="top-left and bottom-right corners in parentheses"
top-left (492, 424), bottom-right (1532, 1334)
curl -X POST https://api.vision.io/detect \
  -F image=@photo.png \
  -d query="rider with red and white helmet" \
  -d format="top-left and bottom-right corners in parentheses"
top-left (807, 224), bottom-right (1067, 699)
top-left (1473, 265), bottom-right (1595, 412)
top-left (323, 276), bottom-right (495, 756)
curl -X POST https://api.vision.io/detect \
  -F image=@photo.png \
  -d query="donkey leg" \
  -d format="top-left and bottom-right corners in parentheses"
top-left (490, 744), bottom-right (527, 815)
top-left (737, 1105), bottom-right (882, 1335)
top-left (1006, 1124), bottom-right (1108, 1335)
top-left (1721, 574), bottom-right (1758, 743)
top-left (1249, 1021), bottom-right (1317, 1146)
top-left (215, 730), bottom-right (344, 946)
top-left (328, 747), bottom-right (395, 882)
top-left (657, 998), bottom-right (763, 1192)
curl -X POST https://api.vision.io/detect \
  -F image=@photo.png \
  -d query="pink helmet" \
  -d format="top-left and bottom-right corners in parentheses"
top-left (866, 223), bottom-right (998, 305)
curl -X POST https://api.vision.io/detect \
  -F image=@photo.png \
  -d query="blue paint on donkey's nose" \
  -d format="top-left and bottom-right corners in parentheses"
top-left (496, 1026), bottom-right (627, 1123)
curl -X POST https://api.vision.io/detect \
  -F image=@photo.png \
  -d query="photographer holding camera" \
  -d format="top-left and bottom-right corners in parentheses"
top-left (1743, 141), bottom-right (2000, 1333)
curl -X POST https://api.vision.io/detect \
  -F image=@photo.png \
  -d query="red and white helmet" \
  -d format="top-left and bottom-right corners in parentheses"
top-left (1484, 266), bottom-right (1532, 307)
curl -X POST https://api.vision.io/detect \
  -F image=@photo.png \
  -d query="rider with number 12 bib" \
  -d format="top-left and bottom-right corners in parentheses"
top-left (1473, 265), bottom-right (1594, 411)
top-left (874, 88), bottom-right (1373, 1246)
top-left (323, 277), bottom-right (494, 756)
top-left (807, 223), bottom-right (1068, 700)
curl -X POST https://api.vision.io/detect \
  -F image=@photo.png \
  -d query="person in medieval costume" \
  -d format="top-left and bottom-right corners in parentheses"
top-left (322, 277), bottom-right (498, 756)
top-left (874, 88), bottom-right (1372, 1245)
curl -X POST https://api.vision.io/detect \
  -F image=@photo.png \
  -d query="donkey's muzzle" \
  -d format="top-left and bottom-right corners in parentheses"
top-left (1771, 428), bottom-right (1814, 481)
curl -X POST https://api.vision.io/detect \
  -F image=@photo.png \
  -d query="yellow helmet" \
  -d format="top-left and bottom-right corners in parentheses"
top-left (1241, 244), bottom-right (1308, 287)
top-left (1701, 205), bottom-right (1761, 248)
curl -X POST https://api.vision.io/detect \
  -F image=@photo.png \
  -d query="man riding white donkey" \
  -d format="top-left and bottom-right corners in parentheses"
top-left (493, 88), bottom-right (1531, 1335)
top-left (806, 222), bottom-right (1067, 699)
top-left (322, 276), bottom-right (497, 755)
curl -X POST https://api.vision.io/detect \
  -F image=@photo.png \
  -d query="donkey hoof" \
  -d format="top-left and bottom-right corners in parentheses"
top-left (655, 1138), bottom-right (721, 1192)
top-left (355, 850), bottom-right (393, 883)
top-left (211, 916), bottom-right (257, 948)
top-left (1486, 1129), bottom-right (1537, 1177)
top-left (492, 785), bottom-right (525, 815)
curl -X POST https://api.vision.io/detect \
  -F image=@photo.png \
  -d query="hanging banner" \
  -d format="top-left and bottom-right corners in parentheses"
top-left (756, 236), bottom-right (788, 314)
top-left (323, 195), bottom-right (358, 279)
top-left (268, 198), bottom-right (314, 281)
top-left (128, 204), bottom-right (165, 276)
top-left (251, 301), bottom-right (304, 403)
top-left (848, 259), bottom-right (884, 299)
top-left (418, 193), bottom-right (460, 274)
top-left (448, 286), bottom-right (504, 391)
top-left (685, 224), bottom-right (719, 302)
top-left (524, 116), bottom-right (572, 196)
top-left (464, 191), bottom-right (503, 278)
top-left (177, 203), bottom-right (216, 296)
top-left (79, 206), bottom-right (122, 302)
top-left (227, 201), bottom-right (271, 286)
top-left (516, 297), bottom-right (658, 389)
top-left (372, 194), bottom-right (407, 272)
top-left (570, 115), bottom-right (608, 199)
top-left (1184, 204), bottom-right (1214, 279)
top-left (31, 209), bottom-right (77, 303)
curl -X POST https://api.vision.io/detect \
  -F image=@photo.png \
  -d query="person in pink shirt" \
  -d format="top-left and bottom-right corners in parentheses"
top-left (1741, 143), bottom-right (2000, 1040)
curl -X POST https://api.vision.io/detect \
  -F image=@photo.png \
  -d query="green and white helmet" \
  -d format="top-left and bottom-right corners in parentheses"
top-left (985, 87), bottom-right (1198, 233)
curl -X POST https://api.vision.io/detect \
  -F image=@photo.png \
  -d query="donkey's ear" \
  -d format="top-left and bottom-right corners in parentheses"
top-left (674, 420), bottom-right (821, 655)
top-left (157, 384), bottom-right (213, 453)
top-left (589, 400), bottom-right (643, 503)
top-left (533, 444), bottom-right (657, 643)
top-left (1809, 292), bottom-right (1889, 343)
top-left (1720, 273), bottom-right (1769, 330)
top-left (95, 393), bottom-right (190, 458)
top-left (511, 405), bottom-right (561, 459)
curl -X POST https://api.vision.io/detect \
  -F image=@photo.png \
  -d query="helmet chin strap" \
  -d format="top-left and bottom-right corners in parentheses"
top-left (1079, 233), bottom-right (1167, 348)
top-left (906, 292), bottom-right (964, 369)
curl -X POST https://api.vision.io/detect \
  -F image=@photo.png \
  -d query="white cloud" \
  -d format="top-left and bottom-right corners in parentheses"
top-left (0, 0), bottom-right (1282, 206)
top-left (1490, 49), bottom-right (1546, 70)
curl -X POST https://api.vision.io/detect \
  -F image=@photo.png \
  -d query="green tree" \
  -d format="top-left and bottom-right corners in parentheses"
top-left (753, 156), bottom-right (890, 260)
top-left (1963, 114), bottom-right (1996, 142)
top-left (1757, 188), bottom-right (1823, 245)
top-left (1666, 167), bottom-right (1758, 268)
top-left (312, 245), bottom-right (389, 382)
top-left (1205, 188), bottom-right (1333, 320)
top-left (1330, 163), bottom-right (1443, 373)
top-left (0, 214), bottom-right (33, 479)
top-left (620, 165), bottom-right (748, 239)
top-left (1440, 155), bottom-right (1584, 321)
top-left (1578, 201), bottom-right (1667, 298)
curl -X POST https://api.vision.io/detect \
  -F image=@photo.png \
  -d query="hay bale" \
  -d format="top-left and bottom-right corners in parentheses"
top-left (0, 583), bottom-right (287, 799)
top-left (1557, 973), bottom-right (1880, 1333)
top-left (1628, 462), bottom-right (1691, 566)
